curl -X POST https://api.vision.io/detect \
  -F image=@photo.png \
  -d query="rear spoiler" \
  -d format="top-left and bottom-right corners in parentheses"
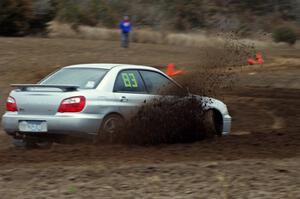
top-left (11, 84), bottom-right (79, 92)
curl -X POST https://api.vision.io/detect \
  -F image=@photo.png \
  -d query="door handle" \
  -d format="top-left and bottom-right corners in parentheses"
top-left (120, 96), bottom-right (128, 102)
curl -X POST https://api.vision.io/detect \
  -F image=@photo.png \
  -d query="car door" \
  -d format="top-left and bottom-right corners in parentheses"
top-left (113, 69), bottom-right (149, 117)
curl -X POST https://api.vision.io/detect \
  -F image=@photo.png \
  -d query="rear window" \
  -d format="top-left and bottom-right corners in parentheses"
top-left (41, 68), bottom-right (108, 89)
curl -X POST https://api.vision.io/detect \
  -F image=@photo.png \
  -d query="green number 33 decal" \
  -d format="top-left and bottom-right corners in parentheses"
top-left (121, 73), bottom-right (138, 88)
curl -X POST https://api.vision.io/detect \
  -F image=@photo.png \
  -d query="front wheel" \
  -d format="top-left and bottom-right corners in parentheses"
top-left (202, 110), bottom-right (218, 138)
top-left (96, 114), bottom-right (124, 143)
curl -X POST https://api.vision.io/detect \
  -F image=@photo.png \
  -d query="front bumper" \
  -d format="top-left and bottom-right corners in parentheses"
top-left (1, 112), bottom-right (103, 136)
top-left (222, 114), bottom-right (232, 135)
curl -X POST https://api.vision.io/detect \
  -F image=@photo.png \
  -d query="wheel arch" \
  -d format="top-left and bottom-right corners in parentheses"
top-left (209, 108), bottom-right (223, 136)
top-left (97, 112), bottom-right (125, 132)
top-left (103, 112), bottom-right (125, 120)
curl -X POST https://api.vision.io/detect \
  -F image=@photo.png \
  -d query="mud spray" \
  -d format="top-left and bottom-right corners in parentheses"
top-left (110, 33), bottom-right (256, 145)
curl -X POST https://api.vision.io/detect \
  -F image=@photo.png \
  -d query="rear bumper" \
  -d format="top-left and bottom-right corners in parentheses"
top-left (222, 114), bottom-right (232, 135)
top-left (1, 112), bottom-right (103, 136)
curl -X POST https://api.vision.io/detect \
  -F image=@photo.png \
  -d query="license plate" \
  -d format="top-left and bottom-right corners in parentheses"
top-left (19, 121), bottom-right (48, 132)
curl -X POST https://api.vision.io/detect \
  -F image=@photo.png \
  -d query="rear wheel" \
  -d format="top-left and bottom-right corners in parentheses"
top-left (96, 114), bottom-right (124, 143)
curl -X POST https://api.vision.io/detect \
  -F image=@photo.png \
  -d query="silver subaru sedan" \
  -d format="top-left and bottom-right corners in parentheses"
top-left (2, 64), bottom-right (231, 147)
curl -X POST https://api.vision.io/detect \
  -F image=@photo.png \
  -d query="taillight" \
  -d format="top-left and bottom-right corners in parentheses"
top-left (6, 96), bottom-right (18, 112)
top-left (58, 96), bottom-right (86, 113)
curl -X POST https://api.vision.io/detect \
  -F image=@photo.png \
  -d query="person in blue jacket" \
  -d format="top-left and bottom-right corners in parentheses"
top-left (119, 16), bottom-right (132, 48)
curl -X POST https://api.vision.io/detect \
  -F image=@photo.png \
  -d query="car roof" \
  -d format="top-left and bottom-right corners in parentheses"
top-left (64, 63), bottom-right (119, 70)
top-left (63, 63), bottom-right (161, 72)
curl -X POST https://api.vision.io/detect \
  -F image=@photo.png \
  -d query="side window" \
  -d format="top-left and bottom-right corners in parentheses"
top-left (114, 70), bottom-right (146, 93)
top-left (140, 70), bottom-right (177, 94)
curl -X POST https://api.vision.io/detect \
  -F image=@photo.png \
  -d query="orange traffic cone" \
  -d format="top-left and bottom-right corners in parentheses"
top-left (247, 52), bottom-right (264, 65)
top-left (247, 58), bottom-right (257, 65)
top-left (166, 63), bottom-right (185, 77)
top-left (256, 52), bottom-right (264, 64)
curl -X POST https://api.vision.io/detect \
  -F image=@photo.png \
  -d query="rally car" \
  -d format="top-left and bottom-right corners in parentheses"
top-left (2, 64), bottom-right (231, 147)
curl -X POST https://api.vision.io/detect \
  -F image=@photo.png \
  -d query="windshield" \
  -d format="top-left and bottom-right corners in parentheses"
top-left (41, 68), bottom-right (108, 89)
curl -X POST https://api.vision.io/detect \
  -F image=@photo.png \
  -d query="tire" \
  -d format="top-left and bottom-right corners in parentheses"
top-left (97, 114), bottom-right (124, 143)
top-left (203, 110), bottom-right (217, 138)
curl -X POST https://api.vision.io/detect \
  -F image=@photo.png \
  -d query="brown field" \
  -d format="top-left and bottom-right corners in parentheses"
top-left (0, 37), bottom-right (299, 198)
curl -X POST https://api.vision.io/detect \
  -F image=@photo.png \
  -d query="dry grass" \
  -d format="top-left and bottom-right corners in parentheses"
top-left (132, 29), bottom-right (165, 44)
top-left (78, 26), bottom-right (119, 41)
top-left (48, 22), bottom-right (225, 47)
top-left (47, 22), bottom-right (79, 38)
top-left (166, 33), bottom-right (224, 48)
top-left (48, 22), bottom-right (120, 40)
top-left (48, 21), bottom-right (289, 49)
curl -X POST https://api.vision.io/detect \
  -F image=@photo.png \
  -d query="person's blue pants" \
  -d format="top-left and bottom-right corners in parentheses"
top-left (121, 32), bottom-right (129, 48)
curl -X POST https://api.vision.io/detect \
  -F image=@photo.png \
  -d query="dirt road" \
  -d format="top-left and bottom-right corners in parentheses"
top-left (0, 38), bottom-right (299, 198)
